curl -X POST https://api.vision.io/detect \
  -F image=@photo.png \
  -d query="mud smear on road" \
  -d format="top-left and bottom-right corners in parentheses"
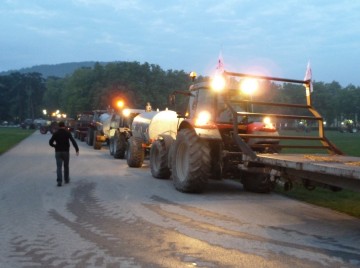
top-left (47, 182), bottom-right (356, 268)
top-left (149, 195), bottom-right (360, 266)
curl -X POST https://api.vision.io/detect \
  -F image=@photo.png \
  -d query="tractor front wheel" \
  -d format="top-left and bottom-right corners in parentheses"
top-left (93, 131), bottom-right (102, 150)
top-left (87, 128), bottom-right (94, 146)
top-left (114, 132), bottom-right (127, 159)
top-left (109, 136), bottom-right (115, 155)
top-left (171, 129), bottom-right (210, 193)
top-left (40, 126), bottom-right (48, 134)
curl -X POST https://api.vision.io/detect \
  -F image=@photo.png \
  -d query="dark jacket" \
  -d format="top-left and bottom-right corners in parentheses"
top-left (49, 128), bottom-right (79, 152)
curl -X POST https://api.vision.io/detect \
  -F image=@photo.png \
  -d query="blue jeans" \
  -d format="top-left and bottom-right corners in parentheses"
top-left (55, 152), bottom-right (70, 183)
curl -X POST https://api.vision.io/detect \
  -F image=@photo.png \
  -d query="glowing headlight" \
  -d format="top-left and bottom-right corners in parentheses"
top-left (195, 111), bottom-right (211, 126)
top-left (122, 109), bottom-right (130, 117)
top-left (263, 117), bottom-right (274, 128)
top-left (117, 100), bottom-right (124, 108)
top-left (240, 78), bottom-right (258, 95)
top-left (263, 117), bottom-right (271, 125)
top-left (211, 74), bottom-right (226, 92)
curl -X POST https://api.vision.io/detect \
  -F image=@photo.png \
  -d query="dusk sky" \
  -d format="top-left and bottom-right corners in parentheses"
top-left (1, 0), bottom-right (360, 86)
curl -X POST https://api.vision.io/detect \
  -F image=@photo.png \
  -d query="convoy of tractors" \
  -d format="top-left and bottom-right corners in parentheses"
top-left (43, 70), bottom-right (360, 194)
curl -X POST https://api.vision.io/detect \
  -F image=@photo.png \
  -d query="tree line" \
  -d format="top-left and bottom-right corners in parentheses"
top-left (0, 61), bottom-right (359, 127)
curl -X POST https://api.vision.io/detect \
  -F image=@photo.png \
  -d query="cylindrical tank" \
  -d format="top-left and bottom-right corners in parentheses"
top-left (131, 110), bottom-right (179, 144)
top-left (99, 113), bottom-right (111, 124)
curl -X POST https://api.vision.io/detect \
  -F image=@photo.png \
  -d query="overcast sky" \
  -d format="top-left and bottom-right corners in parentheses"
top-left (1, 0), bottom-right (359, 86)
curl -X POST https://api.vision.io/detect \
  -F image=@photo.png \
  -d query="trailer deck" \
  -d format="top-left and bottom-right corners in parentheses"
top-left (246, 153), bottom-right (360, 192)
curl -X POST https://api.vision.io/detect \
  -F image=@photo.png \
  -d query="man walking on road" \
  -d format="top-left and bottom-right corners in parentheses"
top-left (49, 121), bottom-right (79, 187)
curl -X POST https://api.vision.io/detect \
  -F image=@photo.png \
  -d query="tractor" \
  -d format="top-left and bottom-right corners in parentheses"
top-left (149, 72), bottom-right (280, 193)
top-left (108, 108), bottom-right (144, 158)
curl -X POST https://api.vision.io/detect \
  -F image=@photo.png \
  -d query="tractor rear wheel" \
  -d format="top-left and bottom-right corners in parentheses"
top-left (127, 136), bottom-right (144, 167)
top-left (171, 129), bottom-right (210, 193)
top-left (114, 132), bottom-right (127, 159)
top-left (150, 136), bottom-right (173, 179)
top-left (241, 172), bottom-right (272, 193)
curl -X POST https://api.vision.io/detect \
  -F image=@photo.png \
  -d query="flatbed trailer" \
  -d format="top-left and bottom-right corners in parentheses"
top-left (221, 70), bottom-right (360, 193)
top-left (242, 153), bottom-right (360, 192)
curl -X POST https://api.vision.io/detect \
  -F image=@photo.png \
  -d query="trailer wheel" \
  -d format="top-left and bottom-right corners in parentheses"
top-left (127, 136), bottom-right (144, 167)
top-left (114, 132), bottom-right (127, 159)
top-left (150, 136), bottom-right (173, 179)
top-left (172, 128), bottom-right (210, 193)
top-left (241, 172), bottom-right (272, 193)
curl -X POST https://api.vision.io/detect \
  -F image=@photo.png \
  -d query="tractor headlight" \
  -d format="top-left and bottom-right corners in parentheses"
top-left (122, 109), bottom-right (130, 117)
top-left (211, 74), bottom-right (226, 92)
top-left (263, 117), bottom-right (275, 129)
top-left (117, 100), bottom-right (124, 109)
top-left (195, 111), bottom-right (212, 126)
top-left (240, 78), bottom-right (258, 95)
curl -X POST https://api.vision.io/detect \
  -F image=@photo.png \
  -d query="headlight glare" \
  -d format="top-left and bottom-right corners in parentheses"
top-left (195, 111), bottom-right (211, 126)
top-left (211, 74), bottom-right (226, 92)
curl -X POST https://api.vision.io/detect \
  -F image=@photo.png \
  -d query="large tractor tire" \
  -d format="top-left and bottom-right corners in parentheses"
top-left (50, 122), bottom-right (58, 134)
top-left (86, 128), bottom-right (94, 146)
top-left (127, 136), bottom-right (144, 167)
top-left (109, 136), bottom-right (115, 155)
top-left (113, 132), bottom-right (127, 159)
top-left (241, 172), bottom-right (273, 193)
top-left (93, 131), bottom-right (102, 150)
top-left (150, 135), bottom-right (173, 179)
top-left (171, 128), bottom-right (211, 193)
top-left (40, 126), bottom-right (48, 134)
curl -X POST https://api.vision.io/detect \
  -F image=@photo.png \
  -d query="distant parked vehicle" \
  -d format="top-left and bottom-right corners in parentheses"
top-left (20, 119), bottom-right (35, 130)
top-left (296, 120), bottom-right (310, 132)
top-left (339, 119), bottom-right (357, 133)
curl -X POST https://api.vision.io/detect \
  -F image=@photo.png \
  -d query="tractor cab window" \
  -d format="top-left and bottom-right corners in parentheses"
top-left (217, 90), bottom-right (246, 123)
top-left (189, 88), bottom-right (214, 118)
top-left (110, 114), bottom-right (120, 129)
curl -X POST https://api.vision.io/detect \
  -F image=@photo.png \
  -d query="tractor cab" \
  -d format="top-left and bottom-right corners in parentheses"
top-left (180, 76), bottom-right (279, 153)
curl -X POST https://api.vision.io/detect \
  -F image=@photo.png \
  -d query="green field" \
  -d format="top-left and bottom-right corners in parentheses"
top-left (279, 129), bottom-right (360, 156)
top-left (1, 127), bottom-right (359, 218)
top-left (0, 127), bottom-right (36, 154)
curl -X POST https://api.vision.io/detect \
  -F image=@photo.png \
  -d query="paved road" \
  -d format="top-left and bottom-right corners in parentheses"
top-left (1, 131), bottom-right (360, 268)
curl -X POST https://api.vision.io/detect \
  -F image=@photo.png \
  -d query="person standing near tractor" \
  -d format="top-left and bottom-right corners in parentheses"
top-left (49, 121), bottom-right (79, 187)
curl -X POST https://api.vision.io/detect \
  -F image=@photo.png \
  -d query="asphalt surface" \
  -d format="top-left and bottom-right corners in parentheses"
top-left (0, 131), bottom-right (360, 268)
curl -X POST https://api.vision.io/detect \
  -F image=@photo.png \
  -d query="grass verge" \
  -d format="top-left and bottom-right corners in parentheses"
top-left (0, 127), bottom-right (36, 155)
top-left (275, 185), bottom-right (360, 218)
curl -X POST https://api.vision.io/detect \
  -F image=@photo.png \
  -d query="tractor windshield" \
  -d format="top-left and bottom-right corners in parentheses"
top-left (217, 89), bottom-right (247, 123)
top-left (188, 83), bottom-right (249, 124)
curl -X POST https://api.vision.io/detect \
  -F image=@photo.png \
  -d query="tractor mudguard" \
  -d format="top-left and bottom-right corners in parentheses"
top-left (178, 120), bottom-right (222, 140)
